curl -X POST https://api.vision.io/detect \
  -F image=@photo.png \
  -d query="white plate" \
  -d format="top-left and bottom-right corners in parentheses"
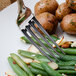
top-left (0, 0), bottom-right (76, 76)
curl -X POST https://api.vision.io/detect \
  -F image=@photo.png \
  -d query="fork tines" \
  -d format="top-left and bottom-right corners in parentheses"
top-left (22, 16), bottom-right (65, 62)
top-left (32, 17), bottom-right (65, 55)
top-left (22, 29), bottom-right (54, 62)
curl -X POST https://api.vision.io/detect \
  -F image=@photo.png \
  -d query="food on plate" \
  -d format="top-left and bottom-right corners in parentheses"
top-left (37, 74), bottom-right (42, 76)
top-left (35, 12), bottom-right (58, 34)
top-left (8, 57), bottom-right (28, 76)
top-left (61, 42), bottom-right (72, 48)
top-left (21, 35), bottom-right (59, 47)
top-left (71, 41), bottom-right (76, 47)
top-left (52, 36), bottom-right (73, 48)
top-left (52, 36), bottom-right (65, 48)
top-left (41, 62), bottom-right (62, 76)
top-left (21, 36), bottom-right (76, 54)
top-left (30, 61), bottom-right (58, 70)
top-left (5, 70), bottom-right (16, 76)
top-left (21, 57), bottom-right (33, 65)
top-left (18, 49), bottom-right (76, 62)
top-left (57, 70), bottom-right (76, 74)
top-left (62, 74), bottom-right (67, 76)
top-left (7, 35), bottom-right (76, 76)
top-left (55, 2), bottom-right (72, 21)
top-left (61, 43), bottom-right (70, 48)
top-left (10, 53), bottom-right (34, 76)
top-left (58, 65), bottom-right (76, 70)
top-left (4, 0), bottom-right (76, 75)
top-left (66, 0), bottom-right (76, 11)
top-left (30, 66), bottom-right (48, 76)
top-left (18, 50), bottom-right (50, 62)
top-left (34, 0), bottom-right (58, 15)
top-left (30, 62), bottom-right (45, 70)
top-left (28, 45), bottom-right (40, 54)
top-left (48, 62), bottom-right (58, 70)
top-left (60, 14), bottom-right (76, 34)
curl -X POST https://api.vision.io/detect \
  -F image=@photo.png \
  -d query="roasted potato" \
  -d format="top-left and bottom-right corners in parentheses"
top-left (55, 3), bottom-right (72, 21)
top-left (60, 14), bottom-right (76, 34)
top-left (66, 0), bottom-right (76, 11)
top-left (34, 0), bottom-right (58, 15)
top-left (35, 12), bottom-right (58, 34)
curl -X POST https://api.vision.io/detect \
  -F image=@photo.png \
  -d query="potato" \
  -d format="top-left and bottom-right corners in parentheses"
top-left (34, 0), bottom-right (58, 15)
top-left (55, 3), bottom-right (72, 21)
top-left (60, 14), bottom-right (76, 34)
top-left (66, 0), bottom-right (76, 11)
top-left (35, 12), bottom-right (58, 34)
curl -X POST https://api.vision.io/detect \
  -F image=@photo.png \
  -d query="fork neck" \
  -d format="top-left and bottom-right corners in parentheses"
top-left (17, 0), bottom-right (31, 25)
top-left (17, 0), bottom-right (27, 13)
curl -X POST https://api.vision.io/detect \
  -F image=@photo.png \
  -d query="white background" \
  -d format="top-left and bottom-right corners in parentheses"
top-left (0, 0), bottom-right (76, 76)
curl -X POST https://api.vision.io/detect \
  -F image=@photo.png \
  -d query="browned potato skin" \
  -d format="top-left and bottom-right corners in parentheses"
top-left (35, 12), bottom-right (58, 34)
top-left (34, 0), bottom-right (58, 15)
top-left (66, 0), bottom-right (76, 11)
top-left (60, 14), bottom-right (76, 34)
top-left (55, 3), bottom-right (72, 21)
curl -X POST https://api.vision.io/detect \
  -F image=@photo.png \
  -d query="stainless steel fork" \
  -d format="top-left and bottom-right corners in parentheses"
top-left (17, 0), bottom-right (65, 62)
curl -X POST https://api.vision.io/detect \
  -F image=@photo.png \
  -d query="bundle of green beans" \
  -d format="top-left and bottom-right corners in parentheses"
top-left (8, 35), bottom-right (76, 76)
top-left (8, 53), bottom-right (62, 76)
top-left (20, 35), bottom-right (59, 47)
top-left (21, 36), bottom-right (76, 55)
top-left (8, 57), bottom-right (28, 76)
top-left (18, 50), bottom-right (76, 75)
top-left (8, 50), bottom-right (76, 76)
top-left (8, 53), bottom-right (34, 76)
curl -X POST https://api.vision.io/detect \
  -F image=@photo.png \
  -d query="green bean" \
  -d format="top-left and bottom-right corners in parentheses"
top-left (53, 53), bottom-right (76, 61)
top-left (45, 49), bottom-right (76, 61)
top-left (57, 70), bottom-right (76, 75)
top-left (41, 62), bottom-right (62, 76)
top-left (18, 50), bottom-right (57, 62)
top-left (10, 53), bottom-right (34, 76)
top-left (31, 62), bottom-right (76, 70)
top-left (45, 35), bottom-right (59, 41)
top-left (21, 36), bottom-right (76, 55)
top-left (30, 62), bottom-right (44, 71)
top-left (18, 50), bottom-right (76, 66)
top-left (57, 61), bottom-right (76, 66)
top-left (20, 35), bottom-right (58, 47)
top-left (56, 48), bottom-right (76, 55)
top-left (8, 57), bottom-right (28, 76)
top-left (58, 65), bottom-right (75, 70)
top-left (18, 50), bottom-right (50, 62)
top-left (18, 48), bottom-right (50, 61)
top-left (30, 66), bottom-right (48, 76)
